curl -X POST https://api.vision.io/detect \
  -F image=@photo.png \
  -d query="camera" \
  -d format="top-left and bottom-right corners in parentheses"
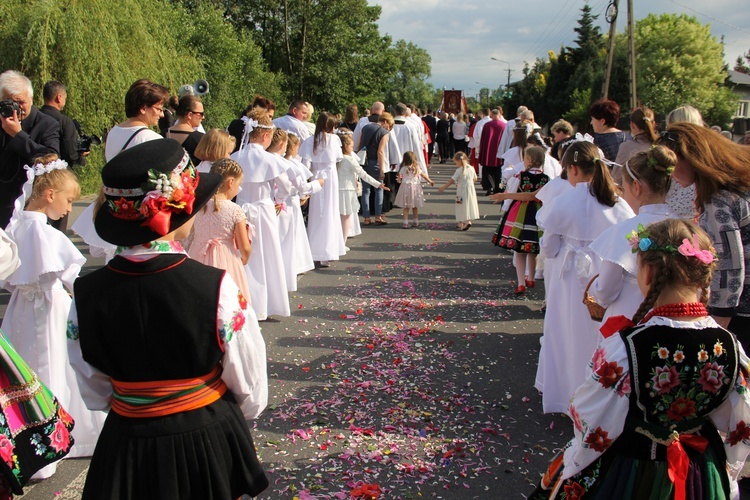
top-left (73, 119), bottom-right (101, 153)
top-left (0, 99), bottom-right (21, 118)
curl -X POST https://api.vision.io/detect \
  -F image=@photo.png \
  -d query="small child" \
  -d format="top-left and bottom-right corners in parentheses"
top-left (393, 151), bottom-right (433, 228)
top-left (438, 152), bottom-right (479, 230)
top-left (194, 128), bottom-right (236, 173)
top-left (494, 146), bottom-right (549, 294)
top-left (1, 154), bottom-right (105, 474)
top-left (531, 219), bottom-right (750, 499)
top-left (188, 158), bottom-right (252, 302)
top-left (338, 135), bottom-right (389, 240)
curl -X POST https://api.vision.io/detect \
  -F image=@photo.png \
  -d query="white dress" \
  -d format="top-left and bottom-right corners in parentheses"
top-left (589, 204), bottom-right (672, 328)
top-left (452, 166), bottom-right (479, 222)
top-left (280, 155), bottom-right (321, 290)
top-left (1, 212), bottom-right (106, 462)
top-left (73, 126), bottom-right (163, 262)
top-left (231, 143), bottom-right (293, 320)
top-left (299, 134), bottom-right (346, 262)
top-left (535, 182), bottom-right (635, 414)
top-left (337, 154), bottom-right (382, 216)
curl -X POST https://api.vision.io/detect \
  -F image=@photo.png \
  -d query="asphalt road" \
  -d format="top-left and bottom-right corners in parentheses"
top-left (6, 160), bottom-right (571, 499)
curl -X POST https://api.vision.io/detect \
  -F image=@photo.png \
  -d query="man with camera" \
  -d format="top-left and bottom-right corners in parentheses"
top-left (40, 80), bottom-right (90, 231)
top-left (0, 70), bottom-right (60, 228)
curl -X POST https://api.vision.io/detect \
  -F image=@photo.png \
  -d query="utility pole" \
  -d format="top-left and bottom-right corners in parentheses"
top-left (602, 0), bottom-right (619, 99)
top-left (490, 58), bottom-right (512, 88)
top-left (627, 0), bottom-right (637, 110)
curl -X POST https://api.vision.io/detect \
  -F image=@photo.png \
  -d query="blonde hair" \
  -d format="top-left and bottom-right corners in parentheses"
top-left (268, 128), bottom-right (288, 153)
top-left (340, 134), bottom-right (353, 149)
top-left (247, 108), bottom-right (274, 142)
top-left (632, 219), bottom-right (715, 324)
top-left (453, 151), bottom-right (470, 169)
top-left (194, 129), bottom-right (235, 163)
top-left (401, 151), bottom-right (419, 175)
top-left (30, 154), bottom-right (80, 201)
top-left (621, 145), bottom-right (675, 197)
top-left (285, 133), bottom-right (300, 158)
top-left (208, 158), bottom-right (243, 212)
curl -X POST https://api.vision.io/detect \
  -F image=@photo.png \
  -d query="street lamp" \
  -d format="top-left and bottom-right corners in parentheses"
top-left (490, 57), bottom-right (512, 88)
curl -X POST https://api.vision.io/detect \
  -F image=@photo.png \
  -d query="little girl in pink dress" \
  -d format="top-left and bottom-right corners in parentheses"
top-left (188, 158), bottom-right (252, 301)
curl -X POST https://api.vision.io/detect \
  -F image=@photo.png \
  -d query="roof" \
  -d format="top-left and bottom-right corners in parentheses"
top-left (729, 70), bottom-right (750, 86)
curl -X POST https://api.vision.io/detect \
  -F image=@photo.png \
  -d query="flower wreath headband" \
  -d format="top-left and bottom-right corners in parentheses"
top-left (625, 223), bottom-right (716, 264)
top-left (103, 150), bottom-right (198, 236)
top-left (7, 159), bottom-right (70, 232)
top-left (238, 116), bottom-right (275, 153)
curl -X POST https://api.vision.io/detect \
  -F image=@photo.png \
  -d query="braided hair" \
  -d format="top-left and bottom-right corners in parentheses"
top-left (621, 145), bottom-right (675, 197)
top-left (208, 158), bottom-right (243, 212)
top-left (631, 219), bottom-right (716, 324)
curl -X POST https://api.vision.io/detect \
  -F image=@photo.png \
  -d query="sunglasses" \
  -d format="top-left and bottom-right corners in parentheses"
top-left (190, 111), bottom-right (205, 117)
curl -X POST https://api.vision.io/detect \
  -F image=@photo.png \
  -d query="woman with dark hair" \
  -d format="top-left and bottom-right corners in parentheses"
top-left (103, 79), bottom-right (169, 161)
top-left (657, 122), bottom-right (750, 349)
top-left (343, 104), bottom-right (359, 131)
top-left (298, 112), bottom-right (346, 267)
top-left (612, 106), bottom-right (658, 185)
top-left (227, 95), bottom-right (276, 152)
top-left (162, 95), bottom-right (205, 165)
top-left (589, 98), bottom-right (627, 162)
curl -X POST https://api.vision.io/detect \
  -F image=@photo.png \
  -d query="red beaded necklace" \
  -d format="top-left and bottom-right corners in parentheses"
top-left (641, 302), bottom-right (708, 324)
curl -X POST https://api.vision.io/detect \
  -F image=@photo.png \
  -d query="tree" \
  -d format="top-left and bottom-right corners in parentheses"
top-left (634, 14), bottom-right (736, 126)
top-left (383, 40), bottom-right (434, 108)
top-left (735, 51), bottom-right (750, 74)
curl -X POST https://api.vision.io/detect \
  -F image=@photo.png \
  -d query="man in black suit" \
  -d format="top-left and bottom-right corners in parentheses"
top-left (422, 109), bottom-right (437, 163)
top-left (40, 80), bottom-right (86, 231)
top-left (0, 70), bottom-right (60, 228)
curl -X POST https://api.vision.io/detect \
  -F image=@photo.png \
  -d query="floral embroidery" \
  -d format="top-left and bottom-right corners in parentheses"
top-left (590, 348), bottom-right (606, 373)
top-left (108, 197), bottom-right (141, 220)
top-left (698, 362), bottom-right (725, 393)
top-left (651, 365), bottom-right (681, 395)
top-left (667, 397), bottom-right (696, 422)
top-left (728, 420), bottom-right (750, 446)
top-left (584, 427), bottom-right (613, 452)
top-left (238, 291), bottom-right (248, 310)
top-left (66, 320), bottom-right (79, 341)
top-left (0, 434), bottom-right (14, 465)
top-left (48, 420), bottom-right (71, 453)
top-left (570, 405), bottom-right (583, 432)
top-left (218, 326), bottom-right (230, 344)
top-left (562, 481), bottom-right (585, 499)
top-left (595, 361), bottom-right (623, 389)
top-left (231, 311), bottom-right (245, 332)
top-left (616, 373), bottom-right (631, 397)
top-left (646, 340), bottom-right (729, 426)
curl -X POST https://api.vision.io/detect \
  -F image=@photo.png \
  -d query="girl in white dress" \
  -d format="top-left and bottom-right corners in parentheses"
top-left (589, 146), bottom-right (676, 330)
top-left (299, 112), bottom-right (346, 267)
top-left (437, 152), bottom-right (479, 230)
top-left (270, 130), bottom-right (323, 291)
top-left (194, 129), bottom-right (235, 173)
top-left (1, 155), bottom-right (105, 476)
top-left (230, 108), bottom-right (294, 320)
top-left (337, 135), bottom-right (389, 242)
top-left (534, 141), bottom-right (635, 415)
top-left (393, 152), bottom-right (433, 228)
top-left (188, 158), bottom-right (252, 302)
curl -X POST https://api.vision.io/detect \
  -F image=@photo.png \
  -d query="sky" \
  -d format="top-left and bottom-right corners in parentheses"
top-left (375, 0), bottom-right (750, 99)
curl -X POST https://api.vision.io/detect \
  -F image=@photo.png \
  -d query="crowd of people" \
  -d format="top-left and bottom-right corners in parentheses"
top-left (2, 65), bottom-right (750, 498)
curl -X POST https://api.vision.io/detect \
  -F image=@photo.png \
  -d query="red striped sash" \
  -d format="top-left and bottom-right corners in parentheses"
top-left (111, 365), bottom-right (227, 418)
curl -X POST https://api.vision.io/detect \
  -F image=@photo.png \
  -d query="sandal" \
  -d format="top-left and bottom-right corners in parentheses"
top-left (462, 223), bottom-right (471, 231)
top-left (375, 217), bottom-right (388, 225)
top-left (402, 221), bottom-right (410, 229)
top-left (363, 218), bottom-right (372, 225)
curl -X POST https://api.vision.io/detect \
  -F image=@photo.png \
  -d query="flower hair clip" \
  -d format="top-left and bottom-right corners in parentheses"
top-left (677, 234), bottom-right (716, 264)
top-left (625, 223), bottom-right (677, 254)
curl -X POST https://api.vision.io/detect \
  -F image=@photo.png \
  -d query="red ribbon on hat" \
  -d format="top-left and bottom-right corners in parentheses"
top-left (667, 433), bottom-right (708, 500)
top-left (141, 208), bottom-right (172, 236)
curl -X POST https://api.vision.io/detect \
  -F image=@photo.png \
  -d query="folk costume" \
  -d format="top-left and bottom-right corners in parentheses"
top-left (589, 204), bottom-right (673, 325)
top-left (535, 182), bottom-right (634, 414)
top-left (1, 163), bottom-right (105, 466)
top-left (67, 140), bottom-right (269, 499)
top-left (299, 133), bottom-right (347, 263)
top-left (531, 313), bottom-right (750, 499)
top-left (0, 229), bottom-right (74, 496)
top-left (232, 141), bottom-right (293, 320)
top-left (493, 167), bottom-right (549, 252)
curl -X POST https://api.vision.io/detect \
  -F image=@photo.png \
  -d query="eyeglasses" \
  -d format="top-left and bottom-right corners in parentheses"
top-left (152, 106), bottom-right (164, 113)
top-left (190, 111), bottom-right (205, 117)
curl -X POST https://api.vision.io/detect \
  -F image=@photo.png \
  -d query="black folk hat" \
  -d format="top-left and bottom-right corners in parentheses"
top-left (95, 139), bottom-right (221, 246)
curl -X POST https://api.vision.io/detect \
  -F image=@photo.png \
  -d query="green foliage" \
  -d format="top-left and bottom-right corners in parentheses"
top-left (383, 40), bottom-right (434, 108)
top-left (0, 0), bottom-right (281, 194)
top-left (734, 55), bottom-right (750, 75)
top-left (563, 88), bottom-right (593, 128)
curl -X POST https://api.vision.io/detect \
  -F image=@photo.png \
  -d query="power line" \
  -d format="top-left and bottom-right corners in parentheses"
top-left (668, 0), bottom-right (750, 36)
top-left (520, 0), bottom-right (579, 61)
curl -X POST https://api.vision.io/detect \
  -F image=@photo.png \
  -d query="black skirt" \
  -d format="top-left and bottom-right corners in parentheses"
top-left (82, 392), bottom-right (268, 500)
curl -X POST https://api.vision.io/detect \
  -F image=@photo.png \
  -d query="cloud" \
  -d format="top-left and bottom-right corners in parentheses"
top-left (375, 0), bottom-right (750, 97)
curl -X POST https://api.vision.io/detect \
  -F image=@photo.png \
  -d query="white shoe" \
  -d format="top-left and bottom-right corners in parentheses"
top-left (344, 246), bottom-right (351, 252)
